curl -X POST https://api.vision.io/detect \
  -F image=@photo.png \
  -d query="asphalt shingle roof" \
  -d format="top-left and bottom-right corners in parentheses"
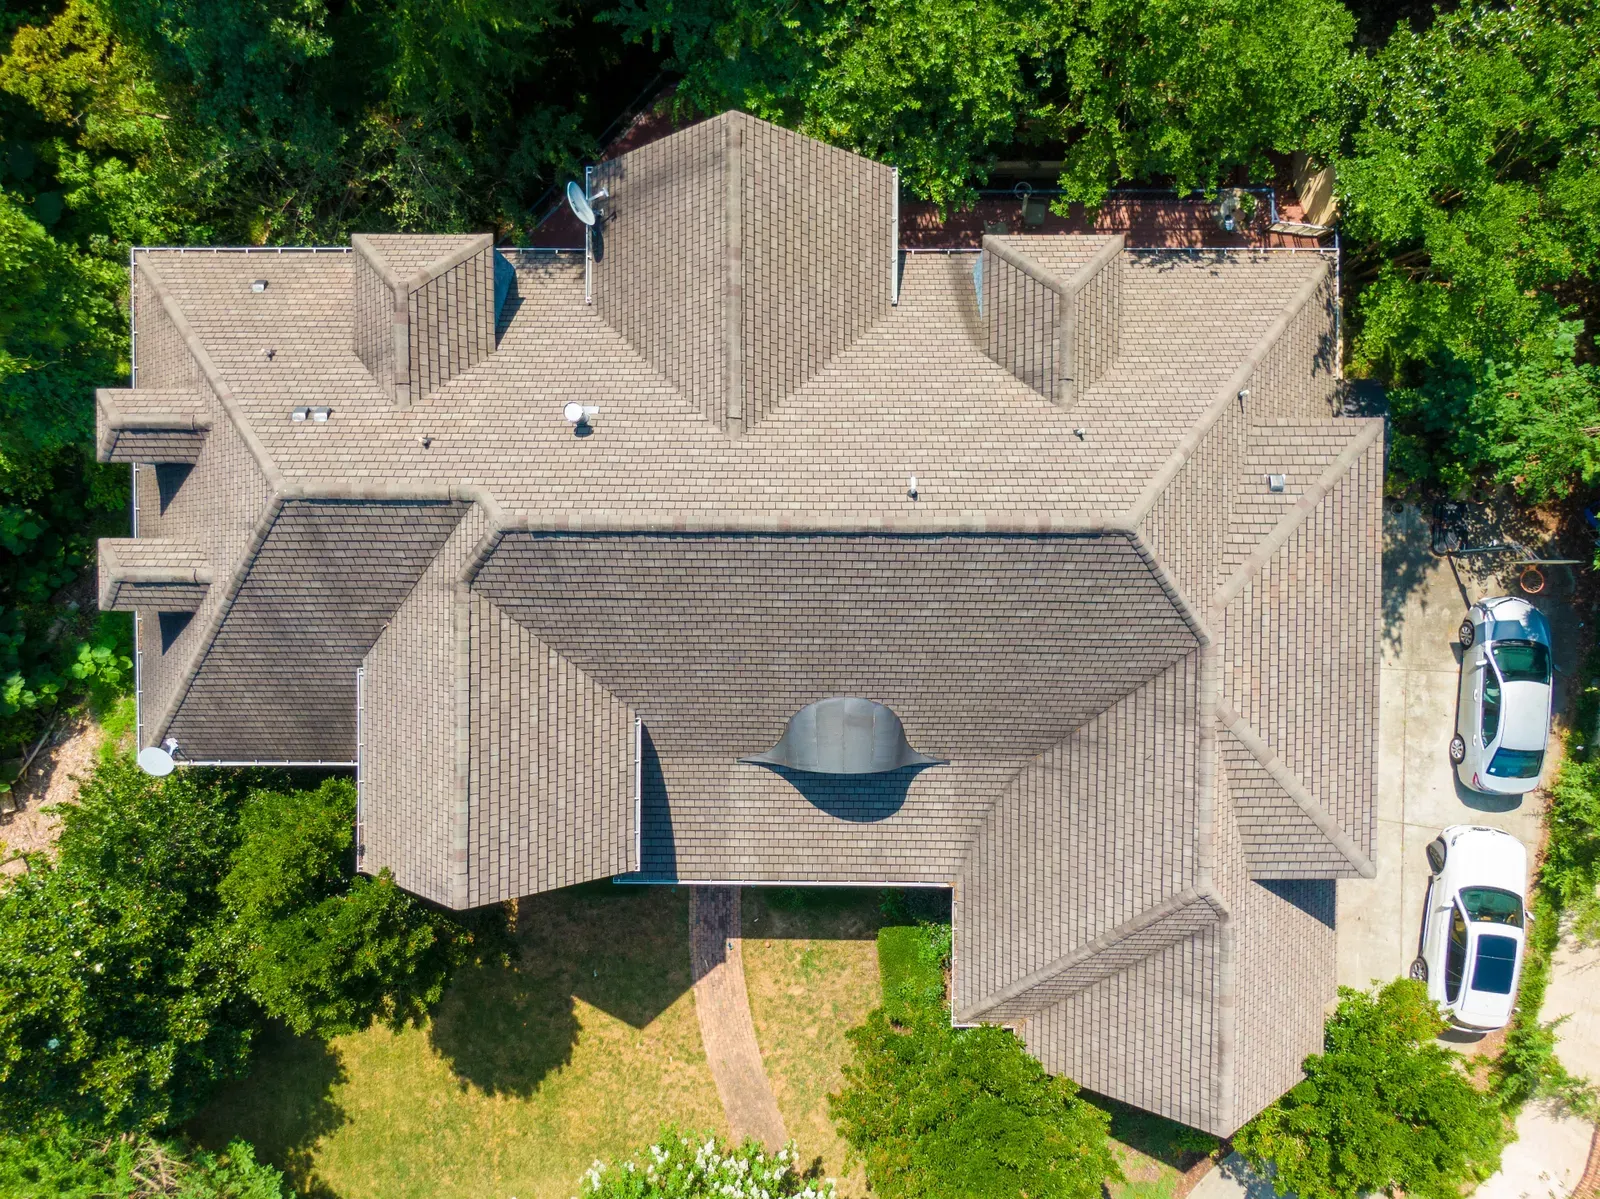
top-left (102, 110), bottom-right (1381, 1136)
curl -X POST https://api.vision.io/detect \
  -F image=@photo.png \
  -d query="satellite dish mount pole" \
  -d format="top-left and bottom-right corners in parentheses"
top-left (584, 166), bottom-right (593, 306)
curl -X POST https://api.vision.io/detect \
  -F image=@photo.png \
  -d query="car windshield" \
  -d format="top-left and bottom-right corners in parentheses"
top-left (1491, 640), bottom-right (1550, 684)
top-left (1460, 886), bottom-right (1524, 927)
top-left (1487, 747), bottom-right (1544, 779)
top-left (1471, 934), bottom-right (1519, 995)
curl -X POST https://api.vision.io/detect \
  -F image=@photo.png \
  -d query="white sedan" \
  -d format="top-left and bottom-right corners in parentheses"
top-left (1409, 825), bottom-right (1529, 1032)
top-left (1451, 596), bottom-right (1552, 795)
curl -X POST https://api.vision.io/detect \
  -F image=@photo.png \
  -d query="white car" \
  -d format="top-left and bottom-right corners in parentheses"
top-left (1451, 596), bottom-right (1553, 795)
top-left (1410, 825), bottom-right (1529, 1031)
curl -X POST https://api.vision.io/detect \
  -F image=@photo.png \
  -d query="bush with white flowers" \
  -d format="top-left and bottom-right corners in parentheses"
top-left (577, 1128), bottom-right (835, 1199)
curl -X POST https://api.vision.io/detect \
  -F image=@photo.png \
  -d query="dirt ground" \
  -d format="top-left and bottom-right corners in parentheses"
top-left (1, 714), bottom-right (106, 876)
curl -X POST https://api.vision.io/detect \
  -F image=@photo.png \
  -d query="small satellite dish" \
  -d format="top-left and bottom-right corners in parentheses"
top-left (137, 745), bottom-right (176, 777)
top-left (566, 181), bottom-right (596, 227)
top-left (563, 401), bottom-right (598, 427)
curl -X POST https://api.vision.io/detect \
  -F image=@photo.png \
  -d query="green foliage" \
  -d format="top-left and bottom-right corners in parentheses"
top-left (578, 1127), bottom-right (835, 1198)
top-left (1039, 0), bottom-right (1355, 208)
top-left (830, 1006), bottom-right (1121, 1199)
top-left (220, 778), bottom-right (467, 1037)
top-left (0, 1127), bottom-right (288, 1198)
top-left (1334, 0), bottom-right (1600, 494)
top-left (607, 0), bottom-right (1353, 208)
top-left (1234, 980), bottom-right (1508, 1199)
top-left (0, 760), bottom-right (256, 1133)
top-left (0, 761), bottom-right (478, 1133)
top-left (876, 922), bottom-right (948, 1022)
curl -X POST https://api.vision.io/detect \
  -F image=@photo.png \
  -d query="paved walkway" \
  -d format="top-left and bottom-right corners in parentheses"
top-left (688, 885), bottom-right (789, 1152)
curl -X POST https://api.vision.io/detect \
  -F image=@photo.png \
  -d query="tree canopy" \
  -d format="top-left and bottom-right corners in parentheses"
top-left (1234, 980), bottom-right (1508, 1199)
top-left (0, 762), bottom-right (480, 1133)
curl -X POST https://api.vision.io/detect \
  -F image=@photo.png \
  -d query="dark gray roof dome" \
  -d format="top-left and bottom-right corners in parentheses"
top-left (741, 697), bottom-right (943, 775)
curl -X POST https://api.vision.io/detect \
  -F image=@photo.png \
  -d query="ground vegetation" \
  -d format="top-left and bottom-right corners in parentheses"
top-left (1233, 979), bottom-right (1508, 1199)
top-left (0, 1127), bottom-right (288, 1198)
top-left (0, 760), bottom-right (485, 1134)
top-left (830, 912), bottom-right (1121, 1199)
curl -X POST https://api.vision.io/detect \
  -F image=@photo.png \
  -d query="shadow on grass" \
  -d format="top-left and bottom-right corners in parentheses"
top-left (1081, 1091), bottom-right (1213, 1173)
top-left (743, 885), bottom-right (951, 942)
top-left (428, 879), bottom-right (695, 1096)
top-left (187, 1024), bottom-right (348, 1198)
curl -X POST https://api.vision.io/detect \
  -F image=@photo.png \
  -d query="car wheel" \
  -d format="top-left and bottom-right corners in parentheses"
top-left (1410, 956), bottom-right (1429, 982)
top-left (1449, 735), bottom-right (1466, 764)
top-left (1459, 619), bottom-right (1476, 648)
top-left (1426, 836), bottom-right (1447, 873)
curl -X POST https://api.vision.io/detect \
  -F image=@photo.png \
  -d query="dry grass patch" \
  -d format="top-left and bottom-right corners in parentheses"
top-left (740, 888), bottom-right (884, 1198)
top-left (191, 881), bottom-right (724, 1199)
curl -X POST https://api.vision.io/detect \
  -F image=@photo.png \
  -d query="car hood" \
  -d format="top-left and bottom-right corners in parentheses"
top-left (1445, 826), bottom-right (1528, 893)
top-left (1498, 681), bottom-right (1552, 751)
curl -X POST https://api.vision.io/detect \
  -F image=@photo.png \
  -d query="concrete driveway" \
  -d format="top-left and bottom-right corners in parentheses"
top-left (1336, 502), bottom-right (1578, 1002)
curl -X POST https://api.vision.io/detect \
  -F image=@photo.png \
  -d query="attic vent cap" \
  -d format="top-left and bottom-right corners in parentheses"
top-left (1267, 474), bottom-right (1287, 493)
top-left (251, 279), bottom-right (268, 293)
top-left (741, 697), bottom-right (945, 776)
top-left (291, 407), bottom-right (332, 423)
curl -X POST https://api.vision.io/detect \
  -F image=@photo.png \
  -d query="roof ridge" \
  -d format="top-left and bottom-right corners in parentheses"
top-left (134, 253), bottom-right (285, 492)
top-left (1215, 700), bottom-right (1375, 878)
top-left (955, 886), bottom-right (1223, 1022)
top-left (1122, 258), bottom-right (1332, 528)
top-left (1212, 418), bottom-right (1383, 615)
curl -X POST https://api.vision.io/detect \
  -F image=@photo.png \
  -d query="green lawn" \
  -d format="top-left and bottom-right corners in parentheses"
top-left (741, 888), bottom-right (887, 1198)
top-left (189, 881), bottom-right (724, 1199)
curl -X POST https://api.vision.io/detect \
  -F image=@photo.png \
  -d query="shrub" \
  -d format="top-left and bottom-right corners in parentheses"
top-left (0, 1127), bottom-right (288, 1198)
top-left (578, 1127), bottom-right (834, 1198)
top-left (876, 922), bottom-right (948, 1022)
top-left (1234, 980), bottom-right (1508, 1199)
top-left (219, 778), bottom-right (470, 1036)
top-left (830, 1006), bottom-right (1120, 1199)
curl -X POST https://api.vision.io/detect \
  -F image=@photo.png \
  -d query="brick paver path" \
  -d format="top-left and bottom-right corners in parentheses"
top-left (689, 886), bottom-right (789, 1152)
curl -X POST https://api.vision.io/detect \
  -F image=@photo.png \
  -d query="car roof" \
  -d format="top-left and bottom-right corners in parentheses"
top-left (1496, 680), bottom-right (1551, 751)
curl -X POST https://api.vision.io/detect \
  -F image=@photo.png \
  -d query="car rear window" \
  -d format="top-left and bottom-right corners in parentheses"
top-left (1488, 748), bottom-right (1544, 779)
top-left (1491, 640), bottom-right (1550, 684)
top-left (1461, 886), bottom-right (1523, 927)
top-left (1471, 934), bottom-right (1519, 995)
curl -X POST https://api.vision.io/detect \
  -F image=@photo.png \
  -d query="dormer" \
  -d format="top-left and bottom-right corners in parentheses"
top-left (97, 538), bottom-right (211, 612)
top-left (352, 233), bottom-right (497, 408)
top-left (979, 234), bottom-right (1125, 408)
top-left (96, 388), bottom-right (209, 464)
top-left (590, 112), bottom-right (898, 434)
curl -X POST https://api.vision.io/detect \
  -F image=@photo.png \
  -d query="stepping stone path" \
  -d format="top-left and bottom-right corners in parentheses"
top-left (689, 886), bottom-right (789, 1152)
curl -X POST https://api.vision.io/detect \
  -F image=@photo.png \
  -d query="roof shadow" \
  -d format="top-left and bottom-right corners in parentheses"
top-left (750, 762), bottom-right (937, 822)
top-left (427, 880), bottom-right (694, 1098)
top-left (1259, 878), bottom-right (1335, 930)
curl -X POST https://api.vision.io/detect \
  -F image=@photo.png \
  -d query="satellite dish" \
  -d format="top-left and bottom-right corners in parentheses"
top-left (137, 745), bottom-right (176, 777)
top-left (566, 181), bottom-right (596, 227)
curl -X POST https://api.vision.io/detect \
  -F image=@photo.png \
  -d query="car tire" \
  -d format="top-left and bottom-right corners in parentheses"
top-left (1426, 836), bottom-right (1447, 873)
top-left (1449, 735), bottom-right (1466, 765)
top-left (1459, 619), bottom-right (1476, 648)
top-left (1410, 956), bottom-right (1429, 982)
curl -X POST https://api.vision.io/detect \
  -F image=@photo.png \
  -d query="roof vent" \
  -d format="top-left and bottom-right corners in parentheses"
top-left (1267, 474), bottom-right (1287, 493)
top-left (251, 279), bottom-right (268, 293)
top-left (291, 406), bottom-right (332, 423)
top-left (741, 697), bottom-right (944, 775)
